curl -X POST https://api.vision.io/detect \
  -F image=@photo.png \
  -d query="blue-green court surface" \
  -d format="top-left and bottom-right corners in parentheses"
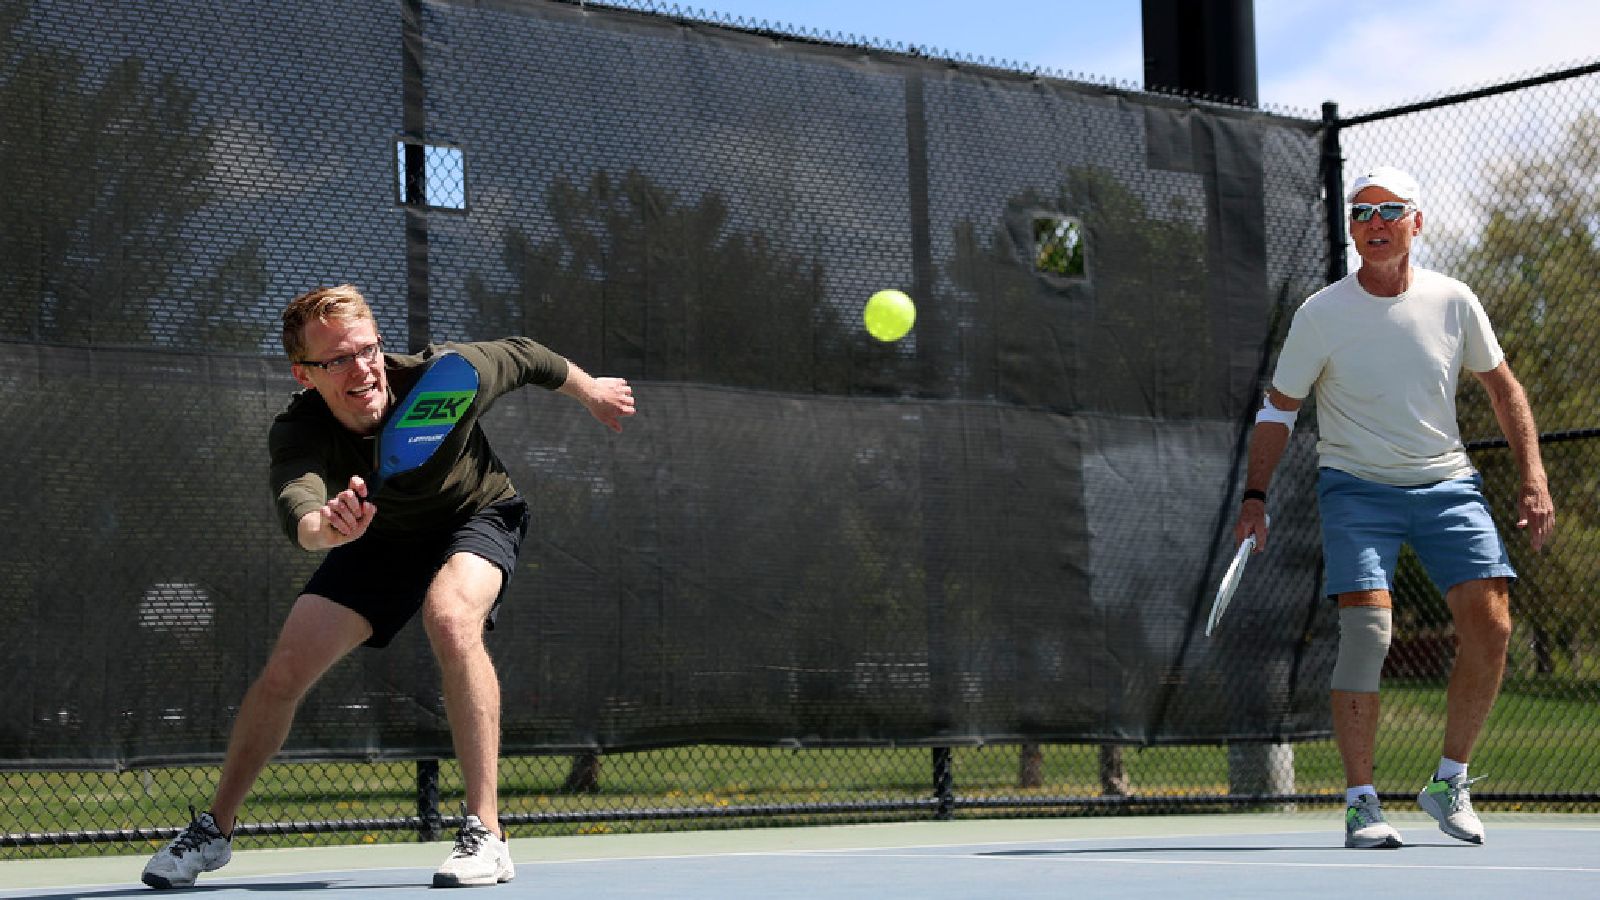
top-left (5, 812), bottom-right (1599, 898)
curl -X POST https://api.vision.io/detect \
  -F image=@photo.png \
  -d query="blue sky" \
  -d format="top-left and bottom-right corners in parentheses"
top-left (674, 0), bottom-right (1600, 115)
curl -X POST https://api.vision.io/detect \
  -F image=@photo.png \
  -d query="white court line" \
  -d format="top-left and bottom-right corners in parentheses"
top-left (32, 827), bottom-right (1600, 892)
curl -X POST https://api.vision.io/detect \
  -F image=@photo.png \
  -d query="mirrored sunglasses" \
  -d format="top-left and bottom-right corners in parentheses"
top-left (1350, 202), bottom-right (1414, 223)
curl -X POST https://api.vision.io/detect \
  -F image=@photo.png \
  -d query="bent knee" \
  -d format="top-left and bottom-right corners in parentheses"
top-left (1450, 585), bottom-right (1513, 649)
top-left (255, 656), bottom-right (318, 703)
top-left (1330, 606), bottom-right (1392, 693)
top-left (1458, 610), bottom-right (1513, 651)
top-left (423, 598), bottom-right (487, 650)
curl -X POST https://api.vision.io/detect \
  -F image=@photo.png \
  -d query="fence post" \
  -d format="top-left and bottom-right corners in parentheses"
top-left (1321, 101), bottom-right (1347, 284)
top-left (1226, 656), bottom-right (1297, 808)
top-left (931, 747), bottom-right (954, 820)
top-left (401, 0), bottom-right (432, 350)
top-left (1098, 744), bottom-right (1129, 796)
top-left (416, 759), bottom-right (443, 842)
top-left (1227, 742), bottom-right (1295, 809)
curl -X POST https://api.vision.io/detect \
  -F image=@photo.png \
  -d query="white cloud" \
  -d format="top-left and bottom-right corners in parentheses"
top-left (1253, 0), bottom-right (1600, 268)
top-left (1259, 0), bottom-right (1600, 113)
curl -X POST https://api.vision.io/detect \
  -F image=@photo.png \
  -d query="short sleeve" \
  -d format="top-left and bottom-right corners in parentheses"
top-left (1459, 288), bottom-right (1505, 373)
top-left (1270, 306), bottom-right (1325, 400)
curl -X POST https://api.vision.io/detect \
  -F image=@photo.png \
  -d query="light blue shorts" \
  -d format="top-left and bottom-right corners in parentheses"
top-left (1317, 467), bottom-right (1516, 598)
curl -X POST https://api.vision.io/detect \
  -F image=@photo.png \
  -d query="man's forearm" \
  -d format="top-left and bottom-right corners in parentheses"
top-left (1245, 422), bottom-right (1293, 495)
top-left (297, 510), bottom-right (333, 551)
top-left (556, 361), bottom-right (596, 404)
top-left (1488, 377), bottom-right (1547, 489)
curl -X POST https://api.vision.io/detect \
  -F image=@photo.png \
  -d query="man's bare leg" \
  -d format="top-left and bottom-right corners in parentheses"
top-left (423, 553), bottom-right (506, 837)
top-left (1441, 577), bottom-right (1512, 765)
top-left (210, 595), bottom-right (372, 834)
top-left (1415, 577), bottom-right (1507, 844)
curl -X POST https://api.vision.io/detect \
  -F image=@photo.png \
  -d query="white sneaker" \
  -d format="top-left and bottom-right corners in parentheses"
top-left (1418, 773), bottom-right (1486, 844)
top-left (141, 808), bottom-right (233, 889)
top-left (1343, 793), bottom-right (1403, 849)
top-left (433, 815), bottom-right (515, 887)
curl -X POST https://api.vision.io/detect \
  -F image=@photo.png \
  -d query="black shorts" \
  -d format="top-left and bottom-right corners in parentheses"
top-left (302, 496), bottom-right (530, 648)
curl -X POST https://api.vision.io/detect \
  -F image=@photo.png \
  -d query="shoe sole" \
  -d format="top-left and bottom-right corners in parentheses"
top-left (1431, 824), bottom-right (1485, 844)
top-left (1344, 835), bottom-right (1403, 849)
top-left (432, 868), bottom-right (515, 887)
top-left (141, 872), bottom-right (192, 889)
top-left (1418, 795), bottom-right (1485, 844)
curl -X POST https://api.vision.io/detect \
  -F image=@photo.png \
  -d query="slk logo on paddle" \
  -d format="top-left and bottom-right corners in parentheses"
top-left (374, 352), bottom-right (480, 489)
top-left (397, 391), bottom-right (475, 428)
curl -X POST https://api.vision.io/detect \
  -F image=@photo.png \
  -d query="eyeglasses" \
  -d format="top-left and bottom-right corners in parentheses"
top-left (298, 340), bottom-right (383, 374)
top-left (1350, 202), bottom-right (1414, 223)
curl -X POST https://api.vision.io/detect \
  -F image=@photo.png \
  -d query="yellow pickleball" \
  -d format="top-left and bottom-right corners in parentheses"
top-left (863, 290), bottom-right (916, 342)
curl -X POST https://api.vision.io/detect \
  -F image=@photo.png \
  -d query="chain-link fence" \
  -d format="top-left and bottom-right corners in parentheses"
top-left (1315, 57), bottom-right (1600, 819)
top-left (3, 0), bottom-right (1599, 859)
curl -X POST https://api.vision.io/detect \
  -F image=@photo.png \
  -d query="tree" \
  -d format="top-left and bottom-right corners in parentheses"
top-left (1451, 110), bottom-right (1600, 673)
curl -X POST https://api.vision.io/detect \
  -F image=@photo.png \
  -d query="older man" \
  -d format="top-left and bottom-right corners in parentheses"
top-left (142, 285), bottom-right (635, 888)
top-left (1234, 167), bottom-right (1554, 848)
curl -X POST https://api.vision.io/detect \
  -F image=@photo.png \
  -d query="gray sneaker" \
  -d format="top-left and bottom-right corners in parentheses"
top-left (141, 807), bottom-right (233, 889)
top-left (1418, 773), bottom-right (1486, 844)
top-left (1344, 793), bottom-right (1403, 848)
top-left (433, 815), bottom-right (515, 887)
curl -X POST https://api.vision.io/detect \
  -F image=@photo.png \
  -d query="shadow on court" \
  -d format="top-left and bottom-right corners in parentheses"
top-left (34, 883), bottom-right (410, 897)
top-left (981, 842), bottom-right (1479, 855)
top-left (34, 877), bottom-right (355, 890)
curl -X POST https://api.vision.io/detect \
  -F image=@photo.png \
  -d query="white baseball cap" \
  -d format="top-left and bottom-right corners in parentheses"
top-left (1346, 166), bottom-right (1421, 207)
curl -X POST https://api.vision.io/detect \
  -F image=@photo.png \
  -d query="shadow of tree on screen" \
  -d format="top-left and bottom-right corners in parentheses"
top-left (0, 0), bottom-right (265, 349)
top-left (0, 0), bottom-right (279, 764)
top-left (946, 165), bottom-right (1210, 417)
top-left (465, 167), bottom-right (845, 394)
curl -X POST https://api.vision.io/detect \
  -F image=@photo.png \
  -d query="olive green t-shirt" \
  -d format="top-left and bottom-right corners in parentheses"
top-left (269, 338), bottom-right (568, 545)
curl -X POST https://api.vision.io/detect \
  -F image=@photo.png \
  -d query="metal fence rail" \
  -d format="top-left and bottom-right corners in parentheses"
top-left (8, 734), bottom-right (1600, 855)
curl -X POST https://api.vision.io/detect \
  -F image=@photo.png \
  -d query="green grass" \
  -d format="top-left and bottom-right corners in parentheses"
top-left (5, 681), bottom-right (1598, 858)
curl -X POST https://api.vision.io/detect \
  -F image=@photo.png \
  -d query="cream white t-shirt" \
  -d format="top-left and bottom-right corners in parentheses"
top-left (1272, 267), bottom-right (1504, 486)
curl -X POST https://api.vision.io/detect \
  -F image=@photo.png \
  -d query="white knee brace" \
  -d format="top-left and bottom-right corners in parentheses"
top-left (1330, 606), bottom-right (1392, 693)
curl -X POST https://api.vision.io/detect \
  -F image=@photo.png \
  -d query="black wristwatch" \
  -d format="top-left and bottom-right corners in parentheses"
top-left (1241, 488), bottom-right (1267, 505)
